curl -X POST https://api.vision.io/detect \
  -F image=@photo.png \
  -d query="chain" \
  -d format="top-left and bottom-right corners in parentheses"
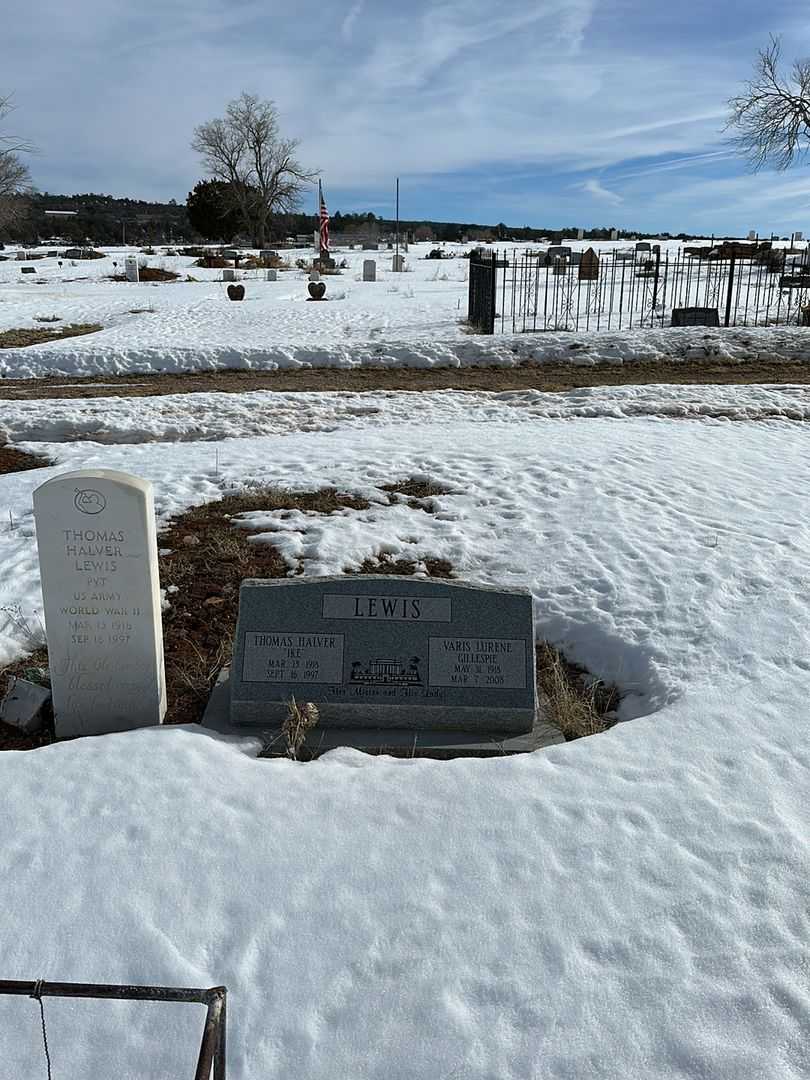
top-left (30, 981), bottom-right (53, 1080)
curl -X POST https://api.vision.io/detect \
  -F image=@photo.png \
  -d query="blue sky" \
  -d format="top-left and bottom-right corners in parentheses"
top-left (3, 0), bottom-right (810, 233)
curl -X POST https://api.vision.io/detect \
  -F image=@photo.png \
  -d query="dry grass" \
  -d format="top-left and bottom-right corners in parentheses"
top-left (535, 641), bottom-right (620, 739)
top-left (352, 553), bottom-right (455, 578)
top-left (0, 445), bottom-right (51, 474)
top-left (0, 324), bottom-right (102, 349)
top-left (382, 477), bottom-right (454, 500)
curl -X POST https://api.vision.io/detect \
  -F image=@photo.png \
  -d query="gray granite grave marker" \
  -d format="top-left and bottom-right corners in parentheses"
top-left (33, 469), bottom-right (166, 737)
top-left (229, 576), bottom-right (536, 733)
top-left (363, 259), bottom-right (377, 281)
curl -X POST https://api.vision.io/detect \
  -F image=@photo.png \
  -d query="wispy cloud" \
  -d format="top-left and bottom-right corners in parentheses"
top-left (341, 0), bottom-right (365, 42)
top-left (580, 178), bottom-right (623, 206)
top-left (1, 0), bottom-right (808, 233)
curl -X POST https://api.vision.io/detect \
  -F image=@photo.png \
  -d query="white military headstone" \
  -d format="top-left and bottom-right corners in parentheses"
top-left (577, 228), bottom-right (585, 241)
top-left (363, 259), bottom-right (377, 282)
top-left (610, 229), bottom-right (618, 241)
top-left (124, 255), bottom-right (139, 283)
top-left (309, 270), bottom-right (321, 282)
top-left (33, 470), bottom-right (166, 738)
top-left (392, 253), bottom-right (405, 272)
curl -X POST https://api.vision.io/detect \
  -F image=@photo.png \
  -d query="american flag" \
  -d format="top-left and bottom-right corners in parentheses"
top-left (319, 181), bottom-right (330, 254)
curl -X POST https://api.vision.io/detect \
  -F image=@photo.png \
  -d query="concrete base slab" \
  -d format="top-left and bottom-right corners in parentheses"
top-left (202, 670), bottom-right (565, 758)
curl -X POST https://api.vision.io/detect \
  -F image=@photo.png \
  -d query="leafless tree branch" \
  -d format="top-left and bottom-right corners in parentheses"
top-left (727, 36), bottom-right (810, 170)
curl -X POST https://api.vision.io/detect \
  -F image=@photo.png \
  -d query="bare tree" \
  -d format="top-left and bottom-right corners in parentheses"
top-left (727, 36), bottom-right (810, 170)
top-left (0, 94), bottom-right (33, 231)
top-left (191, 93), bottom-right (317, 247)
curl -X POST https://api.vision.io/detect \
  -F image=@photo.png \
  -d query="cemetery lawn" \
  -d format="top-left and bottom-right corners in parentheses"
top-left (0, 384), bottom-right (808, 1079)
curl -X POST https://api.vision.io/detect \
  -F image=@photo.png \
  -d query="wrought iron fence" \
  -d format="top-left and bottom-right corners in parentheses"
top-left (467, 249), bottom-right (497, 333)
top-left (483, 246), bottom-right (810, 334)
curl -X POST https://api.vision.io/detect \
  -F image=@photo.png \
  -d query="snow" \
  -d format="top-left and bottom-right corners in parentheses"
top-left (0, 386), bottom-right (808, 1078)
top-left (3, 242), bottom-right (810, 377)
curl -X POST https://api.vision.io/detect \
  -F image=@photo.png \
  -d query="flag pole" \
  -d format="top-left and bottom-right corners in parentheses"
top-left (395, 177), bottom-right (400, 263)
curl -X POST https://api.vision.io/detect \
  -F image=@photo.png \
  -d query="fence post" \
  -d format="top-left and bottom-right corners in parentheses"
top-left (652, 247), bottom-right (661, 318)
top-left (724, 254), bottom-right (736, 327)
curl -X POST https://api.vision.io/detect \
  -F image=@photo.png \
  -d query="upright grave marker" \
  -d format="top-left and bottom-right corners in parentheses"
top-left (363, 259), bottom-right (377, 281)
top-left (124, 255), bottom-right (139, 282)
top-left (33, 470), bottom-right (166, 737)
top-left (578, 247), bottom-right (599, 281)
top-left (229, 576), bottom-right (537, 733)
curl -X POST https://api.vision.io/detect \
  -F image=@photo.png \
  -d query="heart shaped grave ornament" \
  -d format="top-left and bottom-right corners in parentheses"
top-left (227, 284), bottom-right (245, 301)
top-left (308, 281), bottom-right (326, 300)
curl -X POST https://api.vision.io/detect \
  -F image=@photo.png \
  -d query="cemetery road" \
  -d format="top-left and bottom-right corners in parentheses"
top-left (1, 360), bottom-right (810, 399)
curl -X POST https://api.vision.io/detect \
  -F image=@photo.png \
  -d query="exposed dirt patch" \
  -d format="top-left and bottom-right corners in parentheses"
top-left (381, 478), bottom-right (455, 499)
top-left (0, 324), bottom-right (103, 350)
top-left (109, 267), bottom-right (179, 283)
top-left (1, 359), bottom-right (809, 398)
top-left (0, 445), bottom-right (51, 474)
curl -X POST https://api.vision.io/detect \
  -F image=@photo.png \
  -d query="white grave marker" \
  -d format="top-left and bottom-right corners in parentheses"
top-left (124, 255), bottom-right (139, 282)
top-left (33, 469), bottom-right (166, 737)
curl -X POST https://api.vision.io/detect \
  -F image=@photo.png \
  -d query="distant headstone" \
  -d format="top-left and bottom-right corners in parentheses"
top-left (670, 307), bottom-right (720, 327)
top-left (308, 281), bottom-right (326, 300)
top-left (223, 249), bottom-right (239, 260)
top-left (610, 229), bottom-right (618, 241)
top-left (20, 266), bottom-right (36, 274)
top-left (635, 242), bottom-right (651, 253)
top-left (64, 248), bottom-right (82, 259)
top-left (748, 230), bottom-right (757, 241)
top-left (260, 249), bottom-right (278, 260)
top-left (576, 228), bottom-right (585, 241)
top-left (229, 576), bottom-right (536, 733)
top-left (578, 248), bottom-right (599, 281)
top-left (266, 269), bottom-right (278, 281)
top-left (33, 469), bottom-right (166, 738)
top-left (227, 284), bottom-right (245, 301)
top-left (309, 270), bottom-right (321, 282)
top-left (124, 255), bottom-right (139, 283)
top-left (16, 251), bottom-right (26, 261)
top-left (794, 231), bottom-right (803, 242)
top-left (551, 257), bottom-right (568, 276)
top-left (362, 241), bottom-right (377, 251)
top-left (363, 259), bottom-right (377, 281)
top-left (392, 253), bottom-right (405, 272)
top-left (223, 268), bottom-right (236, 282)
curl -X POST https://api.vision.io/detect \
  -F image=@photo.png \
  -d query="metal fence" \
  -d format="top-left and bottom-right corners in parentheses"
top-left (0, 979), bottom-right (227, 1080)
top-left (482, 247), bottom-right (810, 334)
top-left (467, 249), bottom-right (497, 333)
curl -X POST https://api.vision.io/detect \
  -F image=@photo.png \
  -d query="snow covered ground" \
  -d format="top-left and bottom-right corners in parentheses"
top-left (3, 241), bottom-right (810, 377)
top-left (0, 386), bottom-right (808, 1078)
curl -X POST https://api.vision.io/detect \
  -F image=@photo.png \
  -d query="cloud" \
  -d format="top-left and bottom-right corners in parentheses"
top-left (341, 0), bottom-right (365, 42)
top-left (2, 0), bottom-right (809, 232)
top-left (580, 179), bottom-right (623, 206)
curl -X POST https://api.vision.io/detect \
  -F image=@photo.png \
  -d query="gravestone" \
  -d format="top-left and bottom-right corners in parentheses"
top-left (33, 469), bottom-right (166, 737)
top-left (363, 259), bottom-right (377, 282)
top-left (670, 307), bottom-right (720, 327)
top-left (228, 576), bottom-right (536, 733)
top-left (223, 268), bottom-right (236, 282)
top-left (551, 257), bottom-right (568, 276)
top-left (227, 284), bottom-right (245, 301)
top-left (610, 229), bottom-right (618, 241)
top-left (20, 266), bottom-right (35, 274)
top-left (392, 253), bottom-right (405, 272)
top-left (125, 255), bottom-right (139, 283)
top-left (362, 241), bottom-right (377, 251)
top-left (748, 230), bottom-right (757, 241)
top-left (795, 231), bottom-right (803, 242)
top-left (576, 228), bottom-right (585, 241)
top-left (266, 269), bottom-right (278, 281)
top-left (309, 270), bottom-right (320, 282)
top-left (578, 248), bottom-right (599, 281)
top-left (308, 281), bottom-right (326, 300)
top-left (635, 242), bottom-right (651, 254)
top-left (260, 249), bottom-right (278, 260)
